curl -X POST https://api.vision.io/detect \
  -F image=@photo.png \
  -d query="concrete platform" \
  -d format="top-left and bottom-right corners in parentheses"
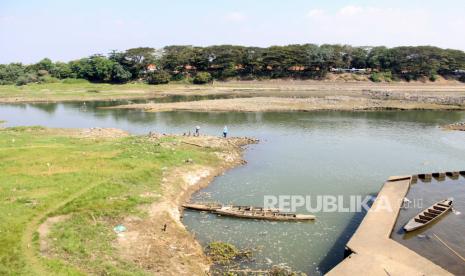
top-left (326, 176), bottom-right (452, 276)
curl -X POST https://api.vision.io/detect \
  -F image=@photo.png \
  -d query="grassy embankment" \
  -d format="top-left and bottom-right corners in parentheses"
top-left (0, 126), bottom-right (234, 275)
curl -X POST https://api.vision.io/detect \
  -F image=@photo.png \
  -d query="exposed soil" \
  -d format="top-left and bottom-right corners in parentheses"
top-left (106, 96), bottom-right (464, 113)
top-left (37, 215), bottom-right (71, 255)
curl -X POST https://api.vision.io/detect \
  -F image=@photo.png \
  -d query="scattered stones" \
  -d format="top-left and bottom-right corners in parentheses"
top-left (442, 122), bottom-right (465, 131)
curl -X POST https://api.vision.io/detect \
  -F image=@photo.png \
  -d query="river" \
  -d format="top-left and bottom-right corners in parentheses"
top-left (1, 99), bottom-right (465, 274)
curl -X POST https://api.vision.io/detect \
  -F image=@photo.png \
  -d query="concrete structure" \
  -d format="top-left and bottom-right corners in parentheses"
top-left (326, 174), bottom-right (454, 276)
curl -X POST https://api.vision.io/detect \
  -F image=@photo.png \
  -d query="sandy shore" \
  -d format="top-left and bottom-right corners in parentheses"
top-left (106, 95), bottom-right (465, 113)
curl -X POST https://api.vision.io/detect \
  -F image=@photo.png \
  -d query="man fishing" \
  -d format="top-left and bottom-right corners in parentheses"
top-left (223, 125), bottom-right (228, 138)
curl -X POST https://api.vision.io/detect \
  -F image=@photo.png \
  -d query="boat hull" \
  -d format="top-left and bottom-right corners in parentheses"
top-left (403, 199), bottom-right (452, 232)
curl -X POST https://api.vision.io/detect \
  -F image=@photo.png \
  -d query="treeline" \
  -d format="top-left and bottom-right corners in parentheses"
top-left (1, 44), bottom-right (465, 85)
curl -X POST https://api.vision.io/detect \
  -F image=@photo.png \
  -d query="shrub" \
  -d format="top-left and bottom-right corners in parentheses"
top-left (369, 72), bottom-right (381, 82)
top-left (429, 74), bottom-right (438, 82)
top-left (382, 71), bottom-right (392, 82)
top-left (39, 75), bottom-right (60, 83)
top-left (205, 242), bottom-right (239, 264)
top-left (193, 72), bottom-right (212, 84)
top-left (15, 73), bottom-right (37, 86)
top-left (146, 70), bottom-right (170, 85)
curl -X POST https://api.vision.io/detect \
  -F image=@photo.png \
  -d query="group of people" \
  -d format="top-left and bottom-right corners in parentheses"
top-left (194, 125), bottom-right (228, 138)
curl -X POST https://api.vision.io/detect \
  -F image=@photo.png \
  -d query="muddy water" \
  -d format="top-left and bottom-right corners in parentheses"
top-left (1, 101), bottom-right (465, 274)
top-left (391, 176), bottom-right (465, 275)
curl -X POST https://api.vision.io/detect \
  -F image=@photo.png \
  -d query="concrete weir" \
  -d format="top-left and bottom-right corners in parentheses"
top-left (326, 174), bottom-right (454, 276)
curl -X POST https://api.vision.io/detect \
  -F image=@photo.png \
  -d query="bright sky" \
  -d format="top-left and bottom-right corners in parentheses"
top-left (1, 0), bottom-right (464, 63)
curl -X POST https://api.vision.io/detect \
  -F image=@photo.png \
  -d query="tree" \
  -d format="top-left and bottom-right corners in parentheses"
top-left (50, 62), bottom-right (73, 79)
top-left (146, 70), bottom-right (170, 85)
top-left (122, 47), bottom-right (156, 78)
top-left (0, 63), bottom-right (26, 84)
top-left (75, 55), bottom-right (115, 82)
top-left (111, 63), bottom-right (132, 83)
top-left (34, 58), bottom-right (54, 73)
top-left (193, 72), bottom-right (212, 84)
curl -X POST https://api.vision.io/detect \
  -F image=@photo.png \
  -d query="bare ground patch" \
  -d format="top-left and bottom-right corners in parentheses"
top-left (38, 215), bottom-right (71, 255)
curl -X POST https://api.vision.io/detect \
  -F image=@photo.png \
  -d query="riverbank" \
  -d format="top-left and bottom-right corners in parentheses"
top-left (0, 79), bottom-right (464, 104)
top-left (0, 126), bottom-right (254, 275)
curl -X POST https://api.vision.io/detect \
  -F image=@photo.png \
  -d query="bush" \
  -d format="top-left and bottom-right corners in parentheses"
top-left (205, 242), bottom-right (239, 264)
top-left (370, 71), bottom-right (392, 82)
top-left (15, 73), bottom-right (37, 86)
top-left (146, 70), bottom-right (170, 85)
top-left (39, 75), bottom-right (60, 83)
top-left (369, 72), bottom-right (381, 82)
top-left (193, 72), bottom-right (212, 84)
top-left (429, 74), bottom-right (438, 82)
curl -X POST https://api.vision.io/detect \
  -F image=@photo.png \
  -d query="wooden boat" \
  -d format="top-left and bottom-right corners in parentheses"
top-left (182, 203), bottom-right (222, 211)
top-left (403, 199), bottom-right (452, 232)
top-left (182, 203), bottom-right (315, 221)
top-left (215, 207), bottom-right (315, 221)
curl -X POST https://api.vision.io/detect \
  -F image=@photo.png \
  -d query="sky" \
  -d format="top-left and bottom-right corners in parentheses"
top-left (1, 0), bottom-right (464, 63)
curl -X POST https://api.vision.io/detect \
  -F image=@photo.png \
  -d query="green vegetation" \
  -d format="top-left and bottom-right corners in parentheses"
top-left (146, 70), bottom-right (170, 84)
top-left (1, 45), bottom-right (465, 86)
top-left (0, 127), bottom-right (219, 275)
top-left (193, 72), bottom-right (212, 84)
top-left (205, 242), bottom-right (245, 265)
top-left (369, 71), bottom-right (393, 82)
top-left (0, 82), bottom-right (171, 102)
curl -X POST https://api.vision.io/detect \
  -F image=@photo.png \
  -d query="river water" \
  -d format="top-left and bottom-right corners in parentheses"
top-left (1, 100), bottom-right (465, 274)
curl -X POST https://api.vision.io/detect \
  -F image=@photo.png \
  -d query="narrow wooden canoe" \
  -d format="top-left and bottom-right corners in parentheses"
top-left (403, 199), bottom-right (452, 232)
top-left (182, 203), bottom-right (222, 211)
top-left (183, 203), bottom-right (315, 221)
top-left (215, 206), bottom-right (315, 221)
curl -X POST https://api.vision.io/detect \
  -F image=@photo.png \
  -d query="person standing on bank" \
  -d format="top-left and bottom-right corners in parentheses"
top-left (195, 125), bottom-right (200, 136)
top-left (223, 126), bottom-right (228, 138)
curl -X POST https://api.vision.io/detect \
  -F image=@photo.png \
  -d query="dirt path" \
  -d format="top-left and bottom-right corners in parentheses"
top-left (22, 177), bottom-right (105, 275)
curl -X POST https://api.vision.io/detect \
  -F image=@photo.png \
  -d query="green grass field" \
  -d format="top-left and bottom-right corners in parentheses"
top-left (0, 80), bottom-right (171, 102)
top-left (0, 127), bottom-right (218, 275)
